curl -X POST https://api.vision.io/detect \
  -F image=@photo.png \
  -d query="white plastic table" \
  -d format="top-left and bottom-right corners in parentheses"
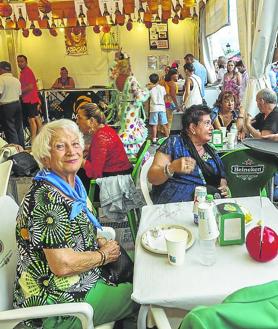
top-left (132, 197), bottom-right (278, 329)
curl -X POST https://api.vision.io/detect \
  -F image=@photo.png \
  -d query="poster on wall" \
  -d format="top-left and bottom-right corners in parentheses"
top-left (158, 55), bottom-right (170, 69)
top-left (65, 27), bottom-right (87, 56)
top-left (149, 23), bottom-right (169, 50)
top-left (100, 26), bottom-right (120, 50)
top-left (147, 56), bottom-right (158, 70)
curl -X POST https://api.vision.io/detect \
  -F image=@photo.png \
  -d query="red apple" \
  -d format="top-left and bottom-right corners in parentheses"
top-left (246, 226), bottom-right (278, 262)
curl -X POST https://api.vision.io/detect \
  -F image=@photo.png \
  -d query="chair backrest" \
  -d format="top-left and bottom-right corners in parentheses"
top-left (221, 148), bottom-right (278, 197)
top-left (0, 196), bottom-right (19, 311)
top-left (0, 160), bottom-right (13, 197)
top-left (139, 156), bottom-right (154, 205)
top-left (131, 139), bottom-right (152, 184)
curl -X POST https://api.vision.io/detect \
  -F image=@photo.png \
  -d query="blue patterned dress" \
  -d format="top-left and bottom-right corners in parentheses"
top-left (151, 135), bottom-right (226, 204)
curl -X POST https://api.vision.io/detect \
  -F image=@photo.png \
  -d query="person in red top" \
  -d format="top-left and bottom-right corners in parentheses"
top-left (76, 102), bottom-right (133, 192)
top-left (17, 54), bottom-right (42, 142)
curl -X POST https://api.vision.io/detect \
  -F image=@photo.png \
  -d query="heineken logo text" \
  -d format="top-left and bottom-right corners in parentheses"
top-left (231, 165), bottom-right (264, 174)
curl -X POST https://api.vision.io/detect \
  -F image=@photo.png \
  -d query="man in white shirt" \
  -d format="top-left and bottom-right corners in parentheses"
top-left (0, 61), bottom-right (25, 147)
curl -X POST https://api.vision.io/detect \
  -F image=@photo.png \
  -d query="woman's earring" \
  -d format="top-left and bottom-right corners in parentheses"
top-left (192, 130), bottom-right (196, 135)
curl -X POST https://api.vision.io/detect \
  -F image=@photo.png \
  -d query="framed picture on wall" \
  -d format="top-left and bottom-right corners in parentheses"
top-left (149, 23), bottom-right (169, 50)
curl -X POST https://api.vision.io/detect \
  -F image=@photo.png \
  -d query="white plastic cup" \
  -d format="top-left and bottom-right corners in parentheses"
top-left (165, 229), bottom-right (188, 266)
top-left (199, 238), bottom-right (217, 266)
top-left (227, 132), bottom-right (235, 149)
top-left (198, 202), bottom-right (219, 240)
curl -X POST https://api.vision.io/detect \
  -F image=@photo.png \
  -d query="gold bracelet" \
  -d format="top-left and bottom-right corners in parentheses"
top-left (164, 163), bottom-right (174, 178)
top-left (96, 250), bottom-right (104, 266)
top-left (99, 249), bottom-right (107, 266)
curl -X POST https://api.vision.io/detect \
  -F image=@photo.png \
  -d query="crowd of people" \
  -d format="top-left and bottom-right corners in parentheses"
top-left (0, 49), bottom-right (278, 328)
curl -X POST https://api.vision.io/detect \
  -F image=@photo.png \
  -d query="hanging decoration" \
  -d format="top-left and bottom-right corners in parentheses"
top-left (65, 26), bottom-right (87, 55)
top-left (0, 0), bottom-right (198, 35)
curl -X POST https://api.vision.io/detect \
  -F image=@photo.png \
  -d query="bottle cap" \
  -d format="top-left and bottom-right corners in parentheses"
top-left (206, 194), bottom-right (214, 202)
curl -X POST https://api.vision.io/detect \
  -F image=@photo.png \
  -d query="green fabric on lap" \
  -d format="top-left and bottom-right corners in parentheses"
top-left (42, 280), bottom-right (138, 329)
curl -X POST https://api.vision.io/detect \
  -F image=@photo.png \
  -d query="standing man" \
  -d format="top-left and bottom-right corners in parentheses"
top-left (184, 53), bottom-right (207, 97)
top-left (17, 55), bottom-right (42, 142)
top-left (236, 60), bottom-right (249, 101)
top-left (0, 61), bottom-right (25, 147)
top-left (245, 88), bottom-right (278, 138)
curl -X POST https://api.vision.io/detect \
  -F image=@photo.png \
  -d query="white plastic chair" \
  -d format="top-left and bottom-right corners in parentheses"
top-left (139, 156), bottom-right (154, 205)
top-left (0, 195), bottom-right (114, 329)
top-left (0, 160), bottom-right (13, 197)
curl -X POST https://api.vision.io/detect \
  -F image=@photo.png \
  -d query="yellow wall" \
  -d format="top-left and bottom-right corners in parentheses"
top-left (2, 19), bottom-right (196, 88)
top-left (0, 31), bottom-right (9, 60)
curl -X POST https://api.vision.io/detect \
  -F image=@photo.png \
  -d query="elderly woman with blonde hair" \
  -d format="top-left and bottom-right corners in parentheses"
top-left (13, 119), bottom-right (138, 329)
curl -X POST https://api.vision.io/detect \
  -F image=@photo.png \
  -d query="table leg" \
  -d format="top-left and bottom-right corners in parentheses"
top-left (137, 305), bottom-right (149, 329)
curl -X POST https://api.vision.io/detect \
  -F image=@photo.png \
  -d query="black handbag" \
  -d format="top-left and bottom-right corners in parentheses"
top-left (101, 245), bottom-right (133, 285)
top-left (8, 152), bottom-right (39, 177)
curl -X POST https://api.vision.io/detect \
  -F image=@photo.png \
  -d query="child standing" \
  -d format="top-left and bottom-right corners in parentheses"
top-left (148, 73), bottom-right (169, 144)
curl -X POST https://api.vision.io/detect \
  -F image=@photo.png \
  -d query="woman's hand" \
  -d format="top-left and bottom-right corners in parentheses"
top-left (169, 157), bottom-right (196, 174)
top-left (5, 143), bottom-right (24, 152)
top-left (218, 179), bottom-right (230, 198)
top-left (99, 240), bottom-right (121, 264)
top-left (97, 237), bottom-right (107, 248)
top-left (237, 130), bottom-right (246, 141)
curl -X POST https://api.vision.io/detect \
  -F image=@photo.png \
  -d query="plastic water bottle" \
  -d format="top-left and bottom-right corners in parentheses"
top-left (199, 239), bottom-right (217, 266)
top-left (198, 201), bottom-right (219, 266)
top-left (206, 194), bottom-right (218, 217)
top-left (230, 123), bottom-right (238, 145)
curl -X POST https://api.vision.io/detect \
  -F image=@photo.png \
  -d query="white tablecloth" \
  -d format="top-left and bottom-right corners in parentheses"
top-left (132, 197), bottom-right (278, 310)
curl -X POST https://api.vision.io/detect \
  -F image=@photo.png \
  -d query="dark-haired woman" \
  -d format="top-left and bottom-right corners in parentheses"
top-left (223, 60), bottom-right (241, 106)
top-left (148, 105), bottom-right (229, 204)
top-left (182, 63), bottom-right (203, 109)
top-left (159, 68), bottom-right (180, 131)
top-left (76, 103), bottom-right (132, 191)
top-left (213, 91), bottom-right (245, 135)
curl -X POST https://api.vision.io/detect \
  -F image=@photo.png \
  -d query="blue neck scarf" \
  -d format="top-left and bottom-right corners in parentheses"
top-left (34, 169), bottom-right (102, 229)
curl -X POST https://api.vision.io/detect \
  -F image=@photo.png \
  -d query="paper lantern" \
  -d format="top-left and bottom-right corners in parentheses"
top-left (126, 18), bottom-right (133, 31)
top-left (246, 225), bottom-right (278, 262)
top-left (0, 3), bottom-right (12, 18)
top-left (144, 21), bottom-right (152, 28)
top-left (184, 0), bottom-right (195, 7)
top-left (72, 26), bottom-right (82, 34)
top-left (172, 13), bottom-right (179, 24)
top-left (22, 28), bottom-right (29, 37)
top-left (49, 28), bottom-right (58, 36)
top-left (102, 24), bottom-right (110, 33)
top-left (115, 14), bottom-right (125, 26)
top-left (38, 0), bottom-right (51, 14)
top-left (33, 28), bottom-right (42, 36)
top-left (93, 25), bottom-right (100, 33)
top-left (5, 17), bottom-right (15, 29)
